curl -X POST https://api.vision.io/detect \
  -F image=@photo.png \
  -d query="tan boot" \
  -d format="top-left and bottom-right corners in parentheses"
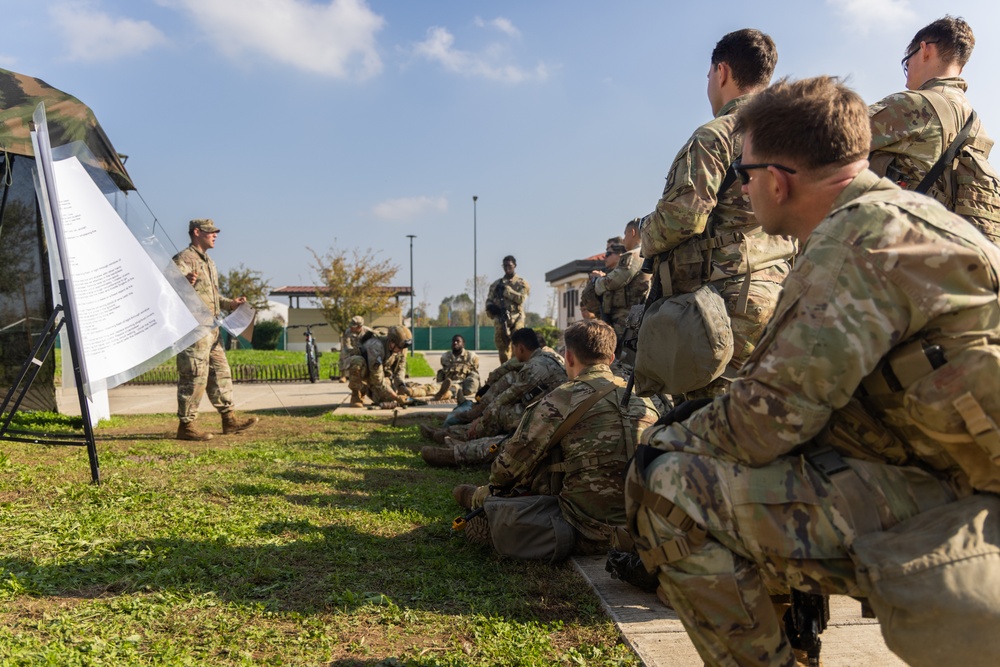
top-left (418, 424), bottom-right (447, 443)
top-left (338, 376), bottom-right (347, 383)
top-left (421, 445), bottom-right (458, 467)
top-left (432, 379), bottom-right (451, 401)
top-left (463, 513), bottom-right (491, 545)
top-left (349, 388), bottom-right (364, 408)
top-left (177, 421), bottom-right (213, 441)
top-left (452, 483), bottom-right (478, 509)
top-left (221, 412), bottom-right (258, 434)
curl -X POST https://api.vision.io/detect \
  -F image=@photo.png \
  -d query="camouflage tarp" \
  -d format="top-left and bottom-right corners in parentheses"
top-left (0, 67), bottom-right (133, 191)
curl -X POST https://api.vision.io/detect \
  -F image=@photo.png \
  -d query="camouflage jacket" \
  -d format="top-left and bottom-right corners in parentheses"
top-left (484, 346), bottom-right (567, 421)
top-left (487, 274), bottom-right (530, 322)
top-left (640, 95), bottom-right (796, 293)
top-left (341, 326), bottom-right (373, 357)
top-left (486, 358), bottom-right (522, 388)
top-left (358, 334), bottom-right (406, 396)
top-left (172, 245), bottom-right (237, 318)
top-left (595, 247), bottom-right (650, 327)
top-left (869, 78), bottom-right (995, 204)
top-left (490, 365), bottom-right (658, 541)
top-left (642, 169), bottom-right (1000, 493)
top-left (437, 349), bottom-right (479, 382)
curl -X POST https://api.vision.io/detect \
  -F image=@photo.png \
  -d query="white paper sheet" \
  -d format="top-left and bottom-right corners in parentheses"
top-left (220, 302), bottom-right (256, 338)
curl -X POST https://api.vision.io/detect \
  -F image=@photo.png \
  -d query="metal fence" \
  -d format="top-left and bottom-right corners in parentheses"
top-left (127, 363), bottom-right (324, 385)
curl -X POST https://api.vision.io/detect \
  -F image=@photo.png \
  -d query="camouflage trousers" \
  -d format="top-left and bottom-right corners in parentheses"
top-left (439, 372), bottom-right (480, 404)
top-left (445, 402), bottom-right (523, 442)
top-left (405, 381), bottom-right (445, 398)
top-left (453, 435), bottom-right (505, 465)
top-left (494, 316), bottom-right (524, 364)
top-left (347, 355), bottom-right (396, 403)
top-left (177, 329), bottom-right (234, 422)
top-left (629, 449), bottom-right (956, 667)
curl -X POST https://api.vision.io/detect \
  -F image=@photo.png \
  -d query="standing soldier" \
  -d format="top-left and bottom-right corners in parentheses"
top-left (347, 325), bottom-right (412, 408)
top-left (338, 315), bottom-right (372, 382)
top-left (434, 334), bottom-right (480, 403)
top-left (591, 219), bottom-right (650, 347)
top-left (869, 15), bottom-right (1000, 242)
top-left (638, 29), bottom-right (796, 399)
top-left (173, 219), bottom-right (258, 441)
top-left (486, 255), bottom-right (530, 363)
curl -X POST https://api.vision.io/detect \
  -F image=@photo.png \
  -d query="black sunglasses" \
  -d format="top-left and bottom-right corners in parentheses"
top-left (901, 41), bottom-right (937, 75)
top-left (733, 160), bottom-right (797, 185)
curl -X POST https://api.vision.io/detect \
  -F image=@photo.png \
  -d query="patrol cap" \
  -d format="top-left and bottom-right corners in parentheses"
top-left (350, 315), bottom-right (364, 327)
top-left (189, 218), bottom-right (220, 233)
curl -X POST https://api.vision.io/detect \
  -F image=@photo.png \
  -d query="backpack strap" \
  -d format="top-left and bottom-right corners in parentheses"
top-left (544, 379), bottom-right (620, 494)
top-left (915, 90), bottom-right (978, 196)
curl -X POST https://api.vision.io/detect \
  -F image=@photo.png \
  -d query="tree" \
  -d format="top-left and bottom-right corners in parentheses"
top-left (219, 264), bottom-right (271, 312)
top-left (433, 293), bottom-right (474, 326)
top-left (310, 246), bottom-right (400, 333)
top-left (464, 274), bottom-right (490, 325)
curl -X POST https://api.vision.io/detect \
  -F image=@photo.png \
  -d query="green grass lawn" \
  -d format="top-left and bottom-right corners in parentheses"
top-left (0, 411), bottom-right (636, 666)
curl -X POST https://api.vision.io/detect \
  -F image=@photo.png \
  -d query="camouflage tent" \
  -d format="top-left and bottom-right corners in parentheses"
top-left (0, 67), bottom-right (133, 411)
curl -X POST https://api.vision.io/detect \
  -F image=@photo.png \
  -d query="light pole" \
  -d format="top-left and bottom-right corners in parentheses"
top-left (406, 234), bottom-right (416, 356)
top-left (472, 195), bottom-right (478, 351)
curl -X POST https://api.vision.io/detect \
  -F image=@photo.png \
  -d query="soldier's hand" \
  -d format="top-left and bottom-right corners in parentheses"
top-left (395, 394), bottom-right (409, 406)
top-left (234, 296), bottom-right (247, 305)
top-left (590, 270), bottom-right (605, 278)
top-left (186, 271), bottom-right (198, 286)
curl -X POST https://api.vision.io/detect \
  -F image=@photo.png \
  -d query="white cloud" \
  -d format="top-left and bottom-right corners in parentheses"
top-left (473, 16), bottom-right (521, 38)
top-left (826, 0), bottom-right (916, 35)
top-left (372, 195), bottom-right (448, 221)
top-left (413, 26), bottom-right (549, 83)
top-left (51, 3), bottom-right (168, 61)
top-left (168, 0), bottom-right (384, 79)
top-left (0, 55), bottom-right (17, 68)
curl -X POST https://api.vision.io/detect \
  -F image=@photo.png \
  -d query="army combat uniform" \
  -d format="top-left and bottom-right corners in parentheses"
top-left (339, 321), bottom-right (373, 378)
top-left (173, 243), bottom-right (238, 425)
top-left (486, 273), bottom-right (530, 363)
top-left (468, 365), bottom-right (658, 556)
top-left (594, 246), bottom-right (651, 342)
top-left (869, 77), bottom-right (1000, 242)
top-left (641, 95), bottom-right (797, 397)
top-left (436, 349), bottom-right (481, 403)
top-left (446, 346), bottom-right (566, 453)
top-left (348, 334), bottom-right (407, 404)
top-left (629, 170), bottom-right (1000, 666)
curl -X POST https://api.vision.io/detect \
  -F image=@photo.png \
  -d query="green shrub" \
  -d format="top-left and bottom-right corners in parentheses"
top-left (534, 325), bottom-right (561, 349)
top-left (251, 320), bottom-right (284, 350)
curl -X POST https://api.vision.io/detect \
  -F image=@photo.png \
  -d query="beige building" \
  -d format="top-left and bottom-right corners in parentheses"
top-left (269, 285), bottom-right (413, 352)
top-left (544, 253), bottom-right (605, 330)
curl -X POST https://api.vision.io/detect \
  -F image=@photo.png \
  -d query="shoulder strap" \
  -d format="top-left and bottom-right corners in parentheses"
top-left (546, 381), bottom-right (617, 449)
top-left (916, 89), bottom-right (977, 195)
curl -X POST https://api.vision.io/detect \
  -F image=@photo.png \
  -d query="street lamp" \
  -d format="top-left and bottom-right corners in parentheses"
top-left (406, 234), bottom-right (416, 356)
top-left (472, 195), bottom-right (478, 351)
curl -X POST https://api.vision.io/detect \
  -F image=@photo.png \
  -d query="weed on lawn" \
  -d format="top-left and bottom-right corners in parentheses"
top-left (0, 411), bottom-right (637, 666)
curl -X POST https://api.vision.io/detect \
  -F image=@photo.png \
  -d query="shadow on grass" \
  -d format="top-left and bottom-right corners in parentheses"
top-left (0, 518), bottom-right (596, 625)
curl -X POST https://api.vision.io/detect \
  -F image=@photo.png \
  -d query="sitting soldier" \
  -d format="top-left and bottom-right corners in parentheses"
top-left (452, 320), bottom-right (658, 561)
top-left (347, 325), bottom-right (412, 408)
top-left (434, 334), bottom-right (480, 403)
top-left (419, 328), bottom-right (566, 466)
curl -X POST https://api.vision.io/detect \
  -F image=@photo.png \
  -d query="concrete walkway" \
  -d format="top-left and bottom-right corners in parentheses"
top-left (56, 350), bottom-right (905, 666)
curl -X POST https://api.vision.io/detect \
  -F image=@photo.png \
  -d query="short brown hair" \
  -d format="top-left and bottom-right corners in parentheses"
top-left (624, 218), bottom-right (640, 235)
top-left (562, 320), bottom-right (616, 365)
top-left (735, 76), bottom-right (870, 171)
top-left (711, 29), bottom-right (777, 90)
top-left (909, 16), bottom-right (975, 67)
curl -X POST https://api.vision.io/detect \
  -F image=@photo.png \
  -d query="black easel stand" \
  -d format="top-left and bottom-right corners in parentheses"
top-left (0, 279), bottom-right (100, 483)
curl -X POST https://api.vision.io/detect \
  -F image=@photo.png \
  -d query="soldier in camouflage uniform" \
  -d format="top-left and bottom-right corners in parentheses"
top-left (628, 76), bottom-right (1000, 667)
top-left (639, 29), bottom-right (797, 399)
top-left (347, 325), bottom-right (412, 408)
top-left (420, 328), bottom-right (567, 466)
top-left (591, 220), bottom-right (651, 345)
top-left (434, 334), bottom-right (480, 403)
top-left (869, 16), bottom-right (1000, 242)
top-left (486, 256), bottom-right (530, 363)
top-left (453, 320), bottom-right (658, 558)
top-left (580, 236), bottom-right (623, 322)
top-left (338, 316), bottom-right (372, 382)
top-left (173, 219), bottom-right (258, 441)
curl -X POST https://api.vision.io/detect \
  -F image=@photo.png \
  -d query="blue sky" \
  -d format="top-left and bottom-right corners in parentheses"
top-left (4, 0), bottom-right (999, 318)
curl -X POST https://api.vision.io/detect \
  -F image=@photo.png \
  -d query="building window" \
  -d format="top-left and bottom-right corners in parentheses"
top-left (566, 288), bottom-right (577, 319)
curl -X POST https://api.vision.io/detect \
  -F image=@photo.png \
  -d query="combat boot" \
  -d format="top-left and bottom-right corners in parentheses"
top-left (421, 445), bottom-right (458, 467)
top-left (432, 379), bottom-right (452, 401)
top-left (349, 388), bottom-right (364, 408)
top-left (418, 423), bottom-right (447, 443)
top-left (177, 421), bottom-right (213, 441)
top-left (452, 484), bottom-right (478, 510)
top-left (463, 513), bottom-right (491, 545)
top-left (221, 412), bottom-right (258, 435)
top-left (338, 376), bottom-right (347, 383)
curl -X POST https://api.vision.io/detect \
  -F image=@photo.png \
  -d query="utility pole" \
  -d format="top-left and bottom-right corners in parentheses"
top-left (406, 234), bottom-right (416, 356)
top-left (472, 195), bottom-right (478, 351)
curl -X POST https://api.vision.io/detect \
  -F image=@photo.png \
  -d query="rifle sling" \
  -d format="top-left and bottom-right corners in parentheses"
top-left (916, 103), bottom-right (977, 195)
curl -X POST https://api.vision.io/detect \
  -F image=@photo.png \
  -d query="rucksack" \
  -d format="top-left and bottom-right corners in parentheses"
top-left (915, 90), bottom-right (1000, 243)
